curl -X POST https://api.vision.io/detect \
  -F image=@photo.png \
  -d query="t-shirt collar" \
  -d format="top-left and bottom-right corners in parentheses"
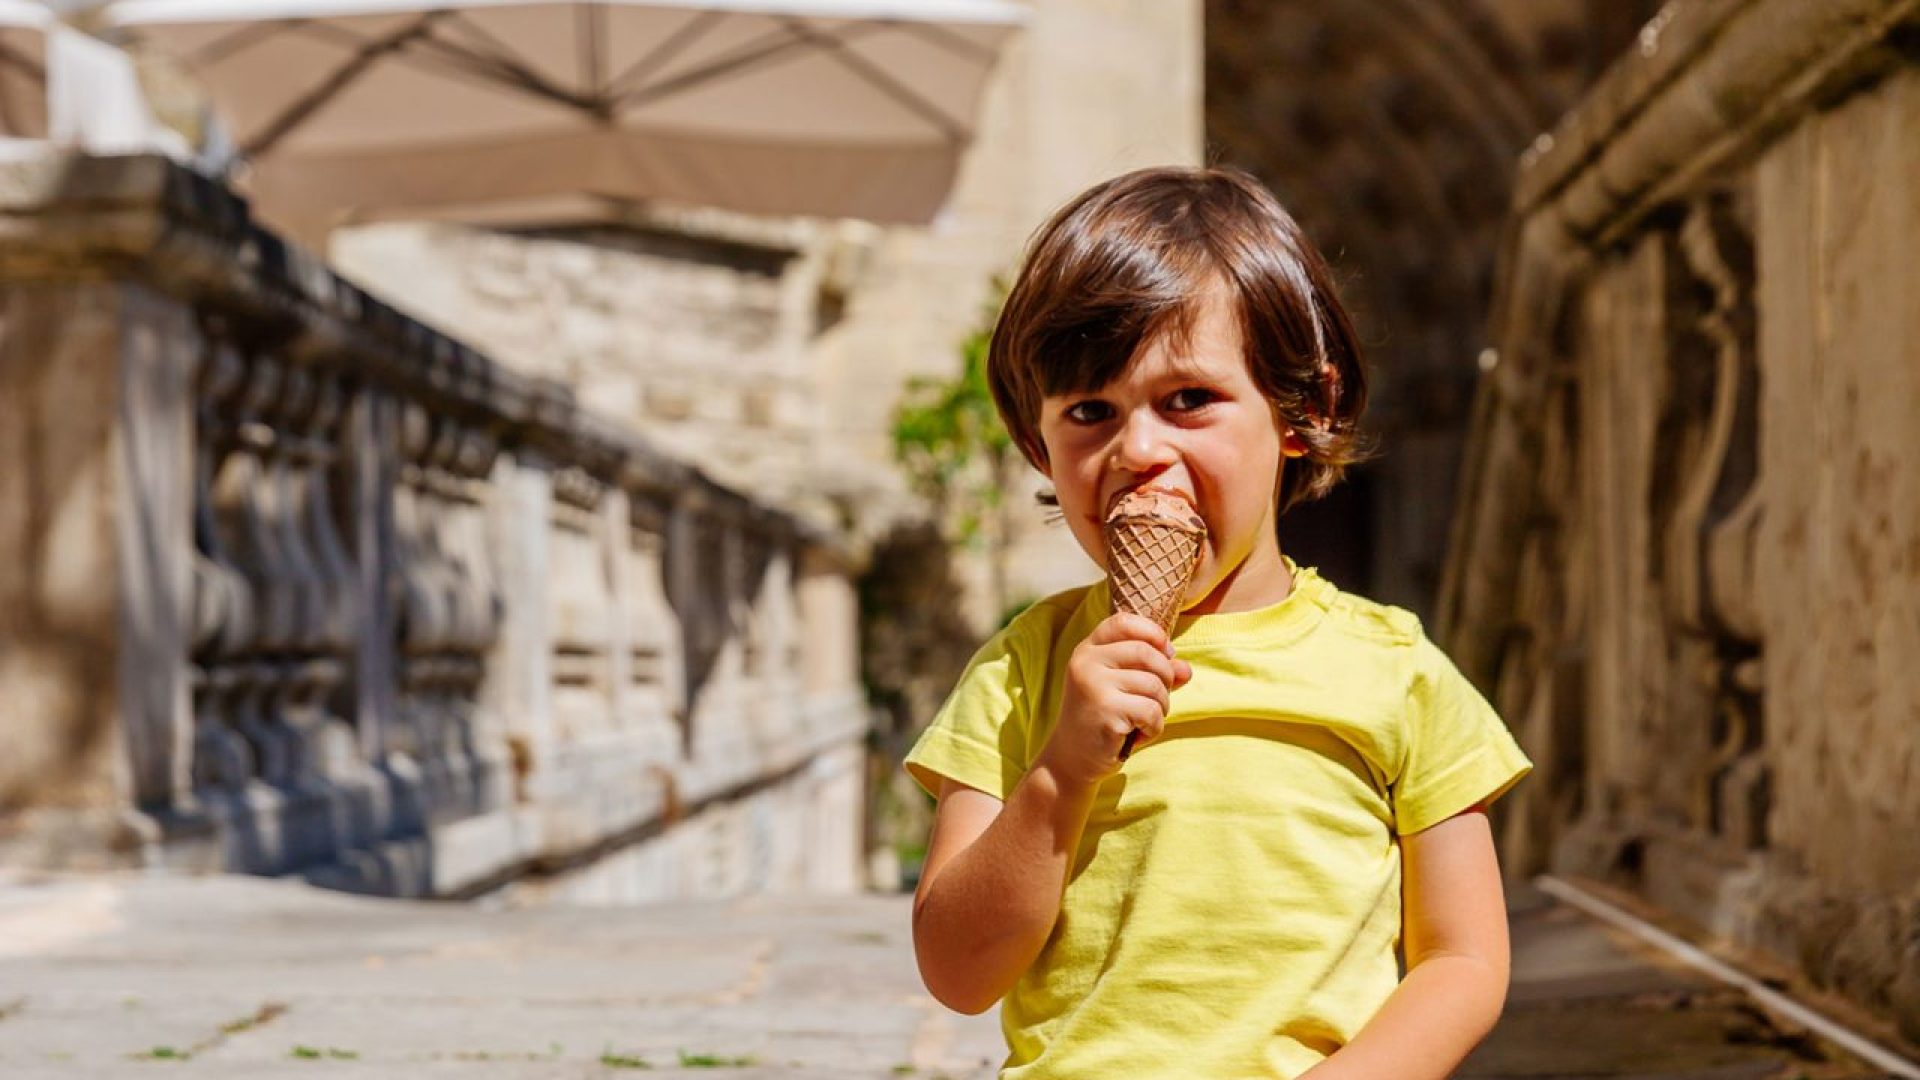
top-left (1087, 555), bottom-right (1333, 649)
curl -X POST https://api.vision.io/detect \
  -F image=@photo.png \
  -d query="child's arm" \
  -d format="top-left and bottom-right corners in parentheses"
top-left (1298, 804), bottom-right (1511, 1080)
top-left (910, 771), bottom-right (1096, 1013)
top-left (911, 612), bottom-right (1189, 1014)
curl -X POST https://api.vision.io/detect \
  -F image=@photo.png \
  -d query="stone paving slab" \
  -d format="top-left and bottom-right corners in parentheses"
top-left (1461, 885), bottom-right (1899, 1080)
top-left (0, 873), bottom-right (1000, 1079)
top-left (0, 870), bottom-right (1909, 1079)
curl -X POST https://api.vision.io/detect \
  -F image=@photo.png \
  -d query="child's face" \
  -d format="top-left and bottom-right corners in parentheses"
top-left (1036, 288), bottom-right (1297, 616)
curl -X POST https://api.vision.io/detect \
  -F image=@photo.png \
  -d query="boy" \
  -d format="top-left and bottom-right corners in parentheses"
top-left (905, 166), bottom-right (1532, 1078)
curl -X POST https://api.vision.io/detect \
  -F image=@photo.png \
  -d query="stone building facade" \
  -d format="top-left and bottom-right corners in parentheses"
top-left (1206, 0), bottom-right (1661, 610)
top-left (330, 0), bottom-right (1206, 631)
top-left (1438, 0), bottom-right (1920, 1046)
top-left (1210, 0), bottom-right (1920, 1047)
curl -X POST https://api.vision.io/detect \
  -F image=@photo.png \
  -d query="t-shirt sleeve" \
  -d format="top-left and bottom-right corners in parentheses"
top-left (903, 622), bottom-right (1036, 802)
top-left (1392, 632), bottom-right (1533, 835)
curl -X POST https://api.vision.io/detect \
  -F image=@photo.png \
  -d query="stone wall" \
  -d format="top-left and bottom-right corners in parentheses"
top-left (1439, 0), bottom-right (1920, 1043)
top-left (0, 152), bottom-right (867, 901)
top-left (1205, 0), bottom-right (1662, 611)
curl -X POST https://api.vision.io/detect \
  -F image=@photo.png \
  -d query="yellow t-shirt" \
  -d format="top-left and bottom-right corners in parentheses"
top-left (904, 564), bottom-right (1532, 1079)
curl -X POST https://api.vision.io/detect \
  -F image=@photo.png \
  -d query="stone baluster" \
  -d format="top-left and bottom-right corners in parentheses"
top-left (484, 442), bottom-right (554, 805)
top-left (189, 337), bottom-right (259, 800)
top-left (393, 403), bottom-right (505, 824)
top-left (620, 489), bottom-right (683, 761)
top-left (415, 410), bottom-right (470, 810)
top-left (285, 371), bottom-right (361, 785)
top-left (391, 401), bottom-right (437, 764)
top-left (1668, 193), bottom-right (1766, 853)
top-left (260, 363), bottom-right (329, 780)
top-left (444, 424), bottom-right (507, 804)
top-left (548, 465), bottom-right (614, 748)
top-left (663, 489), bottom-right (718, 754)
top-left (212, 352), bottom-right (299, 794)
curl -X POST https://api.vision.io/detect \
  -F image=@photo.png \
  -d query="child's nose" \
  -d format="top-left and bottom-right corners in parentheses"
top-left (1113, 410), bottom-right (1179, 473)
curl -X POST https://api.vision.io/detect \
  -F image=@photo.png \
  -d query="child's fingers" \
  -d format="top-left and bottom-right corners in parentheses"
top-left (1096, 639), bottom-right (1177, 687)
top-left (1170, 658), bottom-right (1193, 688)
top-left (1089, 611), bottom-right (1171, 653)
top-left (1069, 639), bottom-right (1169, 690)
top-left (1118, 701), bottom-right (1166, 749)
top-left (1109, 668), bottom-right (1171, 716)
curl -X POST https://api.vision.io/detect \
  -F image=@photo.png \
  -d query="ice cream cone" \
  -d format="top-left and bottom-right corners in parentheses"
top-left (1104, 486), bottom-right (1206, 760)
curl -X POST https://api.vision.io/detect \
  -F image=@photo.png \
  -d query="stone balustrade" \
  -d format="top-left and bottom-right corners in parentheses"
top-left (0, 152), bottom-right (867, 899)
top-left (1440, 0), bottom-right (1920, 1041)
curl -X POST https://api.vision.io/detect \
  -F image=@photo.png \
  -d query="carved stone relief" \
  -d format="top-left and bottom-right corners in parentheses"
top-left (393, 401), bottom-right (503, 821)
top-left (1664, 192), bottom-right (1766, 853)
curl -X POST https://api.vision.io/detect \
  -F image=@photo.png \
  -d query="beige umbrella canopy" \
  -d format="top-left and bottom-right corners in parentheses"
top-left (105, 0), bottom-right (1024, 236)
top-left (0, 1), bottom-right (52, 138)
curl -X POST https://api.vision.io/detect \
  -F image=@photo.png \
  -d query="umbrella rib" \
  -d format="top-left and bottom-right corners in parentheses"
top-left (289, 17), bottom-right (597, 115)
top-left (244, 12), bottom-right (450, 158)
top-left (602, 9), bottom-right (722, 100)
top-left (186, 17), bottom-right (302, 69)
top-left (434, 12), bottom-right (599, 110)
top-left (295, 18), bottom-right (530, 88)
top-left (782, 18), bottom-right (966, 141)
top-left (615, 21), bottom-right (888, 114)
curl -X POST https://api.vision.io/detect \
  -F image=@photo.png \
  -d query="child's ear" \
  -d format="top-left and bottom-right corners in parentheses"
top-left (1281, 427), bottom-right (1310, 459)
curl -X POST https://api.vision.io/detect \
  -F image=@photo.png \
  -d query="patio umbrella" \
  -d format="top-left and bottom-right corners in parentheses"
top-left (104, 0), bottom-right (1025, 237)
top-left (0, 0), bottom-right (51, 139)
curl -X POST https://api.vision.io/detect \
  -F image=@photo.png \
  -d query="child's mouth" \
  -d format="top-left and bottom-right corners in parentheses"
top-left (1102, 480), bottom-right (1199, 521)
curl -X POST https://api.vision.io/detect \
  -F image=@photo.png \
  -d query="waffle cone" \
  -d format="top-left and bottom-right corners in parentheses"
top-left (1104, 500), bottom-right (1206, 631)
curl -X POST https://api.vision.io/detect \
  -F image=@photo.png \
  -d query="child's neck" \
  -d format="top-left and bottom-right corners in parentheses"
top-left (1185, 543), bottom-right (1296, 617)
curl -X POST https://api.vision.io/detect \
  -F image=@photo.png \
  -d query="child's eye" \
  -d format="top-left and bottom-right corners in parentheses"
top-left (1063, 400), bottom-right (1114, 424)
top-left (1165, 387), bottom-right (1217, 412)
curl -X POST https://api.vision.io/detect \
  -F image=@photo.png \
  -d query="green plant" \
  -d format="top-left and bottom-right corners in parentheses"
top-left (891, 281), bottom-right (1016, 614)
top-left (677, 1049), bottom-right (756, 1067)
top-left (290, 1046), bottom-right (357, 1060)
top-left (599, 1048), bottom-right (653, 1069)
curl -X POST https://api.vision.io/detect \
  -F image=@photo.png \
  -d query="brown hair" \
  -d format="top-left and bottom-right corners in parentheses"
top-left (987, 165), bottom-right (1370, 515)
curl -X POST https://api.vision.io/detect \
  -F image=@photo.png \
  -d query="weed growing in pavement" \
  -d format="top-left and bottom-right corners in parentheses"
top-left (125, 999), bottom-right (292, 1062)
top-left (290, 1046), bottom-right (358, 1060)
top-left (678, 1049), bottom-right (757, 1067)
top-left (447, 1046), bottom-right (569, 1063)
top-left (599, 1048), bottom-right (654, 1069)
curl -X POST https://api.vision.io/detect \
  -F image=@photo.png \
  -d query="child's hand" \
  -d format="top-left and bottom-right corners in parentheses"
top-left (1036, 612), bottom-right (1193, 789)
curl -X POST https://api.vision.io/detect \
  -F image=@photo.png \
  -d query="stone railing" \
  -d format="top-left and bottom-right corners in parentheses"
top-left (1440, 0), bottom-right (1920, 1043)
top-left (0, 153), bottom-right (867, 900)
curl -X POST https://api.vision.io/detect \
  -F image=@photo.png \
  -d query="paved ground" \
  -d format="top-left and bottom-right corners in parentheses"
top-left (0, 871), bottom-right (1906, 1078)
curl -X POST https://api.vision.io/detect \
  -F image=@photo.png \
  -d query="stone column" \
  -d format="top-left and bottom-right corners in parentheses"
top-left (346, 388), bottom-right (399, 768)
top-left (483, 452), bottom-right (555, 798)
top-left (0, 282), bottom-right (197, 867)
top-left (796, 546), bottom-right (859, 701)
